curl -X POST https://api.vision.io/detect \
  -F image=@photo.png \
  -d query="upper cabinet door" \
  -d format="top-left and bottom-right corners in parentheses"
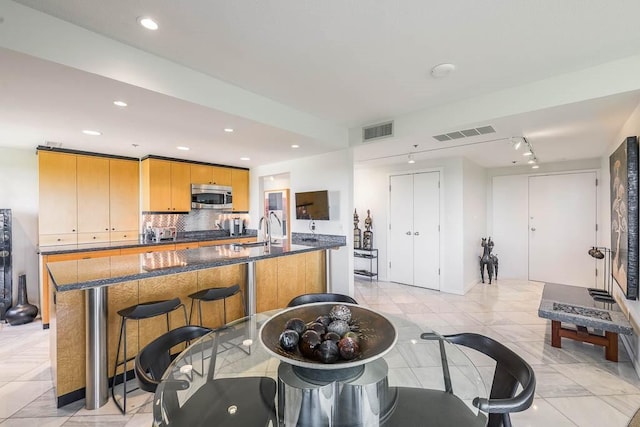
top-left (77, 155), bottom-right (110, 233)
top-left (231, 169), bottom-right (249, 212)
top-left (212, 166), bottom-right (232, 186)
top-left (170, 161), bottom-right (191, 212)
top-left (39, 151), bottom-right (78, 234)
top-left (109, 159), bottom-right (140, 232)
top-left (142, 159), bottom-right (172, 211)
top-left (190, 164), bottom-right (213, 184)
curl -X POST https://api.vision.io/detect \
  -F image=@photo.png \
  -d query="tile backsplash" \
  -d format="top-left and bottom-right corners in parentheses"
top-left (143, 210), bottom-right (251, 232)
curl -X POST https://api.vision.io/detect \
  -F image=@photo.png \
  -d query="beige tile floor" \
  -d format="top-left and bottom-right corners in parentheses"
top-left (0, 278), bottom-right (639, 426)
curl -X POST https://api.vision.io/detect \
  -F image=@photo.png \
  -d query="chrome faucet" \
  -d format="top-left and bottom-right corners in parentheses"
top-left (259, 211), bottom-right (282, 248)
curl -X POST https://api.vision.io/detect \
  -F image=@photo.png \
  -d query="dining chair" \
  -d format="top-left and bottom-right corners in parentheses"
top-left (149, 326), bottom-right (277, 427)
top-left (426, 332), bottom-right (536, 427)
top-left (134, 325), bottom-right (212, 394)
top-left (287, 293), bottom-right (358, 307)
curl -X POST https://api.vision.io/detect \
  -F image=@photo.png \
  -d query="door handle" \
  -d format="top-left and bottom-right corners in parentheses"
top-left (406, 231), bottom-right (412, 235)
top-left (531, 227), bottom-right (536, 231)
top-left (414, 232), bottom-right (420, 236)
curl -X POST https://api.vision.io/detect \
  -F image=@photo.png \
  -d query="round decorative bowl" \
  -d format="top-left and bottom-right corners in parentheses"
top-left (259, 302), bottom-right (397, 371)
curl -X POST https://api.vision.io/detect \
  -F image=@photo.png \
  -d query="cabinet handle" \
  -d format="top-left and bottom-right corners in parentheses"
top-left (414, 232), bottom-right (420, 236)
top-left (105, 228), bottom-right (109, 231)
top-left (406, 231), bottom-right (411, 235)
top-left (72, 229), bottom-right (76, 232)
top-left (112, 228), bottom-right (115, 231)
top-left (93, 236), bottom-right (96, 239)
top-left (57, 238), bottom-right (61, 241)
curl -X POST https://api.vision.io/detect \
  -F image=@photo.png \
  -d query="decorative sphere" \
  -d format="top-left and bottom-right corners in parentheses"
top-left (329, 305), bottom-right (352, 322)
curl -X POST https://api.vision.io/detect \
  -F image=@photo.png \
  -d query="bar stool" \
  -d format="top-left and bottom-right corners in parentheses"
top-left (188, 284), bottom-right (246, 327)
top-left (111, 297), bottom-right (188, 414)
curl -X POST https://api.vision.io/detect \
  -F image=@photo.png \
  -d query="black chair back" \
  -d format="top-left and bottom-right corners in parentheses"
top-left (442, 333), bottom-right (536, 427)
top-left (287, 293), bottom-right (357, 307)
top-left (135, 325), bottom-right (211, 393)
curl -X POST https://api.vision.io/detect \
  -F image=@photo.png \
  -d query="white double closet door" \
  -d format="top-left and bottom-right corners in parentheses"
top-left (389, 172), bottom-right (440, 290)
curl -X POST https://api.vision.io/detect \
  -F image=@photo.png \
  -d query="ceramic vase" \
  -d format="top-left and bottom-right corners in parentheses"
top-left (5, 274), bottom-right (38, 326)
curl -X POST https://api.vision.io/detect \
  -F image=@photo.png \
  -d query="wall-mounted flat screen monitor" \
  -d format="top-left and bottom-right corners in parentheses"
top-left (295, 190), bottom-right (330, 220)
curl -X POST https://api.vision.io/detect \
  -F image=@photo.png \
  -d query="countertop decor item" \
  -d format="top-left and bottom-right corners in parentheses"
top-left (259, 302), bottom-right (397, 373)
top-left (5, 274), bottom-right (38, 326)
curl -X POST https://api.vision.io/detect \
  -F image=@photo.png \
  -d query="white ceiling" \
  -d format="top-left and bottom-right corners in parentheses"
top-left (3, 0), bottom-right (640, 168)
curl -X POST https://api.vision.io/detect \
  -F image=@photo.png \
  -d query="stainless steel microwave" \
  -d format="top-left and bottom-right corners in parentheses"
top-left (191, 184), bottom-right (232, 210)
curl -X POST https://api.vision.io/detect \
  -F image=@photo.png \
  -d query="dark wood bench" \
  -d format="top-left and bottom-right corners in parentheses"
top-left (538, 283), bottom-right (632, 362)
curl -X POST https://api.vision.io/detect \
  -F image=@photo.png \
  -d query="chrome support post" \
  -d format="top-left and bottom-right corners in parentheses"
top-left (247, 261), bottom-right (256, 315)
top-left (85, 286), bottom-right (108, 409)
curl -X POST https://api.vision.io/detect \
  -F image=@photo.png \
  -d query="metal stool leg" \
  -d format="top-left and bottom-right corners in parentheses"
top-left (111, 318), bottom-right (125, 412)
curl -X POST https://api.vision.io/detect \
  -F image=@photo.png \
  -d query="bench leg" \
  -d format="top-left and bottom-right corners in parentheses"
top-left (551, 320), bottom-right (561, 348)
top-left (605, 331), bottom-right (618, 362)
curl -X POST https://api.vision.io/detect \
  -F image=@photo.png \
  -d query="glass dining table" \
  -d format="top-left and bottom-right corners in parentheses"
top-left (152, 309), bottom-right (488, 427)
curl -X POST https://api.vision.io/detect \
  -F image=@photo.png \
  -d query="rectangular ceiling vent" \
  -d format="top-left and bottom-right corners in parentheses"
top-left (433, 125), bottom-right (495, 142)
top-left (362, 121), bottom-right (394, 142)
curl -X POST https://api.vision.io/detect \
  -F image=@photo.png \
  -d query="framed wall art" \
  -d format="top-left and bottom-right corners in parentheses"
top-left (610, 135), bottom-right (639, 300)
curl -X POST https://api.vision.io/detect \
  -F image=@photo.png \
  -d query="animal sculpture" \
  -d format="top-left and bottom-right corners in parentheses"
top-left (480, 237), bottom-right (499, 284)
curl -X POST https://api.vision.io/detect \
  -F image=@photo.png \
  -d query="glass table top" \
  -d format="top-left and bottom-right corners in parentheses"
top-left (153, 310), bottom-right (488, 427)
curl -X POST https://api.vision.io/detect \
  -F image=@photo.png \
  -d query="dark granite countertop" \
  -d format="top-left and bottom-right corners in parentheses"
top-left (38, 230), bottom-right (258, 255)
top-left (47, 240), bottom-right (345, 292)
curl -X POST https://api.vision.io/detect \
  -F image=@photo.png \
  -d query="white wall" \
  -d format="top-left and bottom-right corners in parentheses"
top-left (250, 150), bottom-right (354, 296)
top-left (0, 147), bottom-right (40, 308)
top-left (462, 158), bottom-right (487, 291)
top-left (601, 101), bottom-right (640, 374)
top-left (355, 156), bottom-right (471, 294)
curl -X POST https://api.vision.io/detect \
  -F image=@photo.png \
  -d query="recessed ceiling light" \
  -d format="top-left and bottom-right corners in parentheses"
top-left (240, 157), bottom-right (250, 161)
top-left (523, 151), bottom-right (533, 156)
top-left (138, 17), bottom-right (158, 30)
top-left (527, 159), bottom-right (536, 164)
top-left (224, 128), bottom-right (234, 133)
top-left (532, 165), bottom-right (540, 169)
top-left (177, 146), bottom-right (190, 151)
top-left (113, 100), bottom-right (128, 107)
top-left (430, 63), bottom-right (456, 78)
top-left (291, 144), bottom-right (300, 149)
top-left (82, 129), bottom-right (101, 136)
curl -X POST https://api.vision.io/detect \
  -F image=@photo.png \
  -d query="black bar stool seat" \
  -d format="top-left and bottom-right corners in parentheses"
top-left (188, 284), bottom-right (245, 326)
top-left (112, 297), bottom-right (187, 414)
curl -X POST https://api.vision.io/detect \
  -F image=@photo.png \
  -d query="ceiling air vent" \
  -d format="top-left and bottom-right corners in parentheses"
top-left (362, 121), bottom-right (394, 142)
top-left (432, 125), bottom-right (495, 142)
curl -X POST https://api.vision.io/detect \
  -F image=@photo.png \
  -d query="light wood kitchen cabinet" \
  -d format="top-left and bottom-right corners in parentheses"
top-left (190, 164), bottom-right (213, 185)
top-left (39, 151), bottom-right (78, 236)
top-left (38, 150), bottom-right (141, 245)
top-left (190, 164), bottom-right (232, 186)
top-left (171, 161), bottom-right (191, 211)
top-left (142, 158), bottom-right (191, 212)
top-left (213, 166), bottom-right (232, 186)
top-left (76, 155), bottom-right (110, 235)
top-left (231, 168), bottom-right (249, 212)
top-left (109, 159), bottom-right (140, 239)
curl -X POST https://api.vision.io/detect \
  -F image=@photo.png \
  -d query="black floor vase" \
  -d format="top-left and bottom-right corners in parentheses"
top-left (5, 274), bottom-right (38, 326)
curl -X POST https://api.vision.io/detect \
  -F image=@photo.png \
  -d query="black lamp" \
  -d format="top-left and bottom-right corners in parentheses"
top-left (587, 246), bottom-right (615, 303)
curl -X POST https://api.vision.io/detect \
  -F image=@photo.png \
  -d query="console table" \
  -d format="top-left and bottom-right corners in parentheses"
top-left (538, 283), bottom-right (632, 362)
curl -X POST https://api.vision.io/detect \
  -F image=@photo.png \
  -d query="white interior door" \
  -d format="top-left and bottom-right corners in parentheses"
top-left (413, 172), bottom-right (440, 290)
top-left (389, 172), bottom-right (440, 289)
top-left (389, 174), bottom-right (414, 285)
top-left (529, 172), bottom-right (597, 287)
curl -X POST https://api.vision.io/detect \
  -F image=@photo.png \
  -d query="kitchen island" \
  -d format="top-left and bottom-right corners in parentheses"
top-left (45, 237), bottom-right (345, 408)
